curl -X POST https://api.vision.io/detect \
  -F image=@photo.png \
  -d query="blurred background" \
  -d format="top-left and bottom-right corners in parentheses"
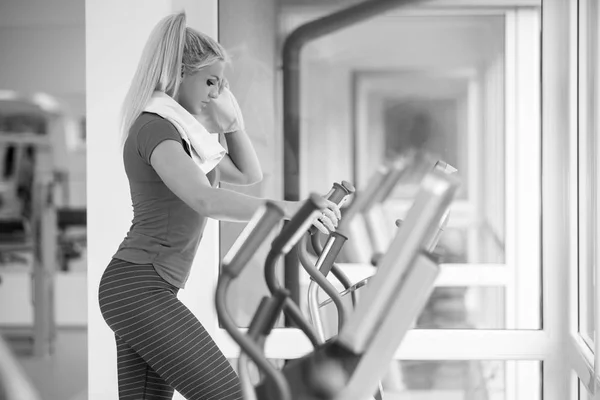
top-left (0, 0), bottom-right (87, 399)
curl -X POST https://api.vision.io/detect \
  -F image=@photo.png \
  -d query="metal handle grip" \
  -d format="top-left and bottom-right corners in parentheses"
top-left (309, 182), bottom-right (354, 235)
top-left (272, 194), bottom-right (327, 254)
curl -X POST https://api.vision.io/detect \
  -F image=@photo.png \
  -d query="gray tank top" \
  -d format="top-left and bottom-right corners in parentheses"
top-left (113, 112), bottom-right (219, 288)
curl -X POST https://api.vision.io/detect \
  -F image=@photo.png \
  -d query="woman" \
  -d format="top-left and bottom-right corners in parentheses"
top-left (98, 11), bottom-right (340, 400)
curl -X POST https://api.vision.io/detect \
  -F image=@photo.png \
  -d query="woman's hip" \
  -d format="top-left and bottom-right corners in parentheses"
top-left (98, 258), bottom-right (178, 318)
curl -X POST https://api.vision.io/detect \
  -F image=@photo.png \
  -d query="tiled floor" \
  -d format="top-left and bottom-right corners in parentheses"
top-left (10, 328), bottom-right (87, 400)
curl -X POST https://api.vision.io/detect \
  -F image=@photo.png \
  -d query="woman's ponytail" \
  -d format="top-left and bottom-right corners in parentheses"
top-left (119, 11), bottom-right (188, 144)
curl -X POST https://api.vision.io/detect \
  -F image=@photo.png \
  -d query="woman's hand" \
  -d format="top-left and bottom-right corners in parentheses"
top-left (196, 78), bottom-right (245, 134)
top-left (312, 199), bottom-right (341, 235)
top-left (217, 77), bottom-right (229, 95)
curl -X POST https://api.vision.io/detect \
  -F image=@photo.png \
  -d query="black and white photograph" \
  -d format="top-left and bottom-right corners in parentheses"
top-left (0, 0), bottom-right (593, 399)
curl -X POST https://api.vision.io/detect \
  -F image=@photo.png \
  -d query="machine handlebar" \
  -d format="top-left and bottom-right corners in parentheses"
top-left (222, 202), bottom-right (285, 278)
top-left (309, 182), bottom-right (354, 236)
top-left (272, 193), bottom-right (328, 254)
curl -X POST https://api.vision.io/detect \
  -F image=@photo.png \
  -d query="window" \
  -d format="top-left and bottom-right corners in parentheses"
top-left (576, 0), bottom-right (598, 350)
top-left (570, 0), bottom-right (600, 396)
top-left (211, 2), bottom-right (577, 400)
top-left (295, 8), bottom-right (541, 332)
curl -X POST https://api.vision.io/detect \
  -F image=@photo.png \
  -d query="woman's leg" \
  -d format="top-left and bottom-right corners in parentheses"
top-left (99, 259), bottom-right (243, 400)
top-left (115, 334), bottom-right (175, 400)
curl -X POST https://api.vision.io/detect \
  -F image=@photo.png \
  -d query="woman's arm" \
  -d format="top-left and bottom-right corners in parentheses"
top-left (216, 129), bottom-right (263, 185)
top-left (151, 139), bottom-right (296, 221)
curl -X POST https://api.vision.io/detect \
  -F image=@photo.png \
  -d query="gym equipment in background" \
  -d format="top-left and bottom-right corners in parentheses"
top-left (0, 94), bottom-right (59, 357)
top-left (0, 91), bottom-right (86, 357)
top-left (217, 167), bottom-right (460, 399)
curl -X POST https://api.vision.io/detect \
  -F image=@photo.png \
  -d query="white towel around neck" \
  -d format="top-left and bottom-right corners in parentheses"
top-left (144, 91), bottom-right (227, 174)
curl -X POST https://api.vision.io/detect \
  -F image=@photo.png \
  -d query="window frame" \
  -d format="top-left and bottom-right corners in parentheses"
top-left (570, 0), bottom-right (600, 397)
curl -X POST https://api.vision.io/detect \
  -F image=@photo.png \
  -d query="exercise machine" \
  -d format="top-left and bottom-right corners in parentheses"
top-left (216, 167), bottom-right (460, 399)
top-left (0, 92), bottom-right (86, 357)
top-left (303, 158), bottom-right (457, 398)
top-left (0, 94), bottom-right (59, 357)
top-left (322, 157), bottom-right (458, 308)
top-left (216, 193), bottom-right (328, 400)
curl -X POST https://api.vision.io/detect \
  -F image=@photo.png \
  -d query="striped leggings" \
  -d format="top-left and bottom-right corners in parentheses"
top-left (99, 258), bottom-right (243, 400)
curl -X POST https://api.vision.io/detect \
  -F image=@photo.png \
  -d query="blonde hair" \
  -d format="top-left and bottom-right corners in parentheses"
top-left (120, 11), bottom-right (229, 143)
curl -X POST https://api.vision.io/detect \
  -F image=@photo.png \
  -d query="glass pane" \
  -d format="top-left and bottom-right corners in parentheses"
top-left (417, 287), bottom-right (505, 330)
top-left (218, 0), bottom-right (288, 328)
top-left (577, 0), bottom-right (598, 348)
top-left (219, 2), bottom-right (541, 329)
top-left (395, 360), bottom-right (540, 400)
top-left (315, 286), bottom-right (505, 336)
top-left (579, 379), bottom-right (593, 400)
top-left (372, 72), bottom-right (506, 265)
top-left (302, 16), bottom-right (507, 266)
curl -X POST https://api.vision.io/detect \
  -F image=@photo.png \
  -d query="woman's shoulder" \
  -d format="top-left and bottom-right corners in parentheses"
top-left (131, 112), bottom-right (180, 140)
top-left (126, 113), bottom-right (183, 163)
top-left (133, 112), bottom-right (173, 130)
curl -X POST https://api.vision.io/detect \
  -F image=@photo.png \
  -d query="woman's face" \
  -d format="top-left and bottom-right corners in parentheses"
top-left (177, 60), bottom-right (225, 115)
